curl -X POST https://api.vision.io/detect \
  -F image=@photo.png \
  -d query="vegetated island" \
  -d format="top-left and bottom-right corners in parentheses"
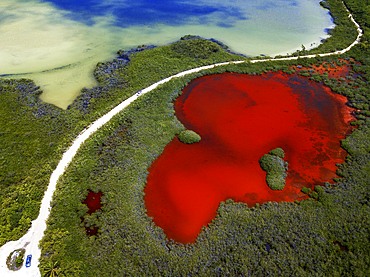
top-left (178, 129), bottom-right (201, 144)
top-left (260, 148), bottom-right (288, 190)
top-left (6, 248), bottom-right (25, 271)
top-left (0, 0), bottom-right (368, 276)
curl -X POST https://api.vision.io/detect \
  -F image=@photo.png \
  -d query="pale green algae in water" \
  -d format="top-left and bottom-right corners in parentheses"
top-left (0, 0), bottom-right (333, 109)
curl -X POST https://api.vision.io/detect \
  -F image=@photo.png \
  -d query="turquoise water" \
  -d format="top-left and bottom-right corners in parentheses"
top-left (0, 0), bottom-right (333, 108)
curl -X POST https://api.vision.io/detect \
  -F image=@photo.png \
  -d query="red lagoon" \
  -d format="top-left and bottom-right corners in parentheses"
top-left (144, 72), bottom-right (354, 243)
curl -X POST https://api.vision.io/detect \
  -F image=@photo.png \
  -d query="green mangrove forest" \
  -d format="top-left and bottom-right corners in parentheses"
top-left (0, 0), bottom-right (369, 276)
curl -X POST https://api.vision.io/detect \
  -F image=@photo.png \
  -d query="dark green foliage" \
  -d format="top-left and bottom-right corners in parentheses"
top-left (178, 130), bottom-right (201, 144)
top-left (15, 250), bottom-right (24, 268)
top-left (320, 0), bottom-right (330, 9)
top-left (301, 187), bottom-right (311, 195)
top-left (269, 147), bottom-right (285, 158)
top-left (41, 260), bottom-right (63, 277)
top-left (260, 149), bottom-right (288, 190)
top-left (0, 79), bottom-right (66, 245)
top-left (171, 36), bottom-right (221, 59)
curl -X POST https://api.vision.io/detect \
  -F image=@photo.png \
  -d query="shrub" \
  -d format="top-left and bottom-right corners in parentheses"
top-left (178, 130), bottom-right (201, 144)
top-left (259, 148), bottom-right (288, 190)
top-left (171, 37), bottom-right (221, 59)
top-left (269, 147), bottom-right (285, 158)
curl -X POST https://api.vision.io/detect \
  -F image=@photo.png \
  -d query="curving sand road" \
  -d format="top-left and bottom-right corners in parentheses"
top-left (0, 3), bottom-right (363, 276)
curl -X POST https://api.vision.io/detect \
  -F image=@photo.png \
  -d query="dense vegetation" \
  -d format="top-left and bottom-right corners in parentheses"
top-left (178, 130), bottom-right (201, 144)
top-left (0, 80), bottom-right (68, 245)
top-left (0, 0), bottom-right (369, 275)
top-left (260, 148), bottom-right (288, 190)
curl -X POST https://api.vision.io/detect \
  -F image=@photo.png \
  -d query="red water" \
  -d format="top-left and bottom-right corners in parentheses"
top-left (83, 190), bottom-right (103, 214)
top-left (86, 227), bottom-right (99, 236)
top-left (82, 190), bottom-right (103, 236)
top-left (144, 72), bottom-right (354, 243)
top-left (293, 60), bottom-right (351, 79)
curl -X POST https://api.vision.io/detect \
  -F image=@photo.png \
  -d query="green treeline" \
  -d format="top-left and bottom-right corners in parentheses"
top-left (0, 0), bottom-right (369, 275)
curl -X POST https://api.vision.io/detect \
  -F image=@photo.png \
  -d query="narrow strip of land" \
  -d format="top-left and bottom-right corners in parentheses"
top-left (0, 2), bottom-right (363, 276)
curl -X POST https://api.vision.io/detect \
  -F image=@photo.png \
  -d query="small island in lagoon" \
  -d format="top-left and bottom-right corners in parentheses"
top-left (0, 0), bottom-right (369, 276)
top-left (260, 148), bottom-right (288, 191)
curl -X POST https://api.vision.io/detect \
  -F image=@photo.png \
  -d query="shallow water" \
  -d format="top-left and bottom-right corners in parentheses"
top-left (0, 0), bottom-right (333, 108)
top-left (145, 72), bottom-right (354, 243)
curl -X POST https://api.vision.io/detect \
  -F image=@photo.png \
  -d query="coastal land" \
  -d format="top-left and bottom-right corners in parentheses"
top-left (0, 0), bottom-right (369, 276)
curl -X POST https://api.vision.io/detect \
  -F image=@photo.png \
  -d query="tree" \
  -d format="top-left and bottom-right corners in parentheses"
top-left (43, 261), bottom-right (63, 277)
top-left (259, 148), bottom-right (288, 190)
top-left (178, 130), bottom-right (201, 144)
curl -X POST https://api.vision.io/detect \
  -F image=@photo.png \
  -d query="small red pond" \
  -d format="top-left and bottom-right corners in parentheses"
top-left (144, 72), bottom-right (354, 243)
top-left (82, 190), bottom-right (103, 236)
top-left (83, 190), bottom-right (103, 214)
